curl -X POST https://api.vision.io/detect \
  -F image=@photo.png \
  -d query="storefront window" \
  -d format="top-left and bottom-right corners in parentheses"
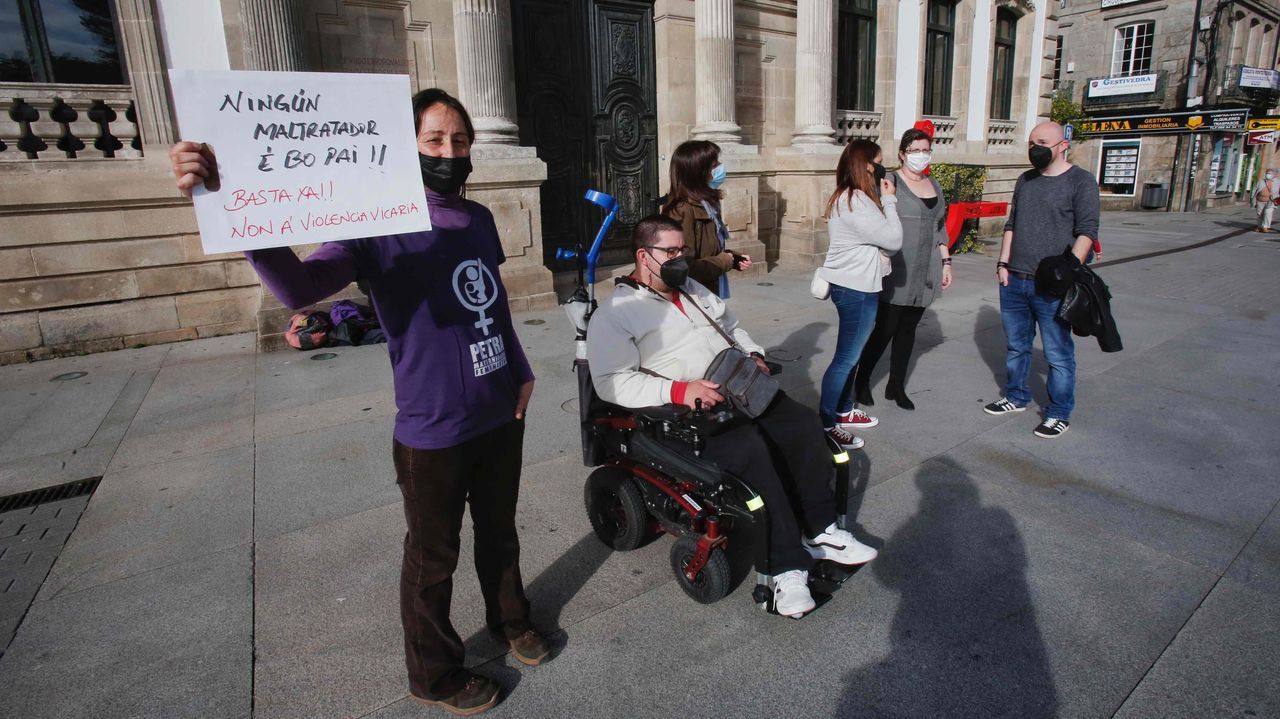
top-left (1209, 134), bottom-right (1242, 194)
top-left (0, 0), bottom-right (124, 84)
top-left (1098, 139), bottom-right (1141, 196)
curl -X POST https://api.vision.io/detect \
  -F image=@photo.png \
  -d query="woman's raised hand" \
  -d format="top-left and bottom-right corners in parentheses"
top-left (169, 141), bottom-right (219, 198)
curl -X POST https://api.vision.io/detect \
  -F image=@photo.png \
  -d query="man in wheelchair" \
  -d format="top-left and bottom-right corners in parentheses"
top-left (584, 215), bottom-right (877, 618)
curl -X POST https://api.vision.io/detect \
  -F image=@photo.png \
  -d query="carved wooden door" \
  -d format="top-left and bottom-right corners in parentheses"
top-left (512, 0), bottom-right (658, 268)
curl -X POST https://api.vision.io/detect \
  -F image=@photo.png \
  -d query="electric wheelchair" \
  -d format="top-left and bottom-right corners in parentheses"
top-left (559, 190), bottom-right (862, 615)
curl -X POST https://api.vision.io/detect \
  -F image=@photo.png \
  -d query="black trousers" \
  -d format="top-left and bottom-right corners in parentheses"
top-left (393, 420), bottom-right (531, 700)
top-left (857, 302), bottom-right (926, 391)
top-left (699, 392), bottom-right (837, 572)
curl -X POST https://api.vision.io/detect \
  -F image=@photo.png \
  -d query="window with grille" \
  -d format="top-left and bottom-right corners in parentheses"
top-left (836, 0), bottom-right (877, 112)
top-left (1052, 34), bottom-right (1063, 91)
top-left (991, 10), bottom-right (1018, 120)
top-left (0, 0), bottom-right (125, 84)
top-left (923, 0), bottom-right (955, 116)
top-left (1111, 22), bottom-right (1154, 77)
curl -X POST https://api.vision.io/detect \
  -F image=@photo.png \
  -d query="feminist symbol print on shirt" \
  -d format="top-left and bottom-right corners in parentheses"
top-left (452, 258), bottom-right (498, 336)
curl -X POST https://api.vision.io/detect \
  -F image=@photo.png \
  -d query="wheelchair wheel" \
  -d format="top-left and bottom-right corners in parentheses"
top-left (584, 467), bottom-right (651, 551)
top-left (670, 535), bottom-right (731, 604)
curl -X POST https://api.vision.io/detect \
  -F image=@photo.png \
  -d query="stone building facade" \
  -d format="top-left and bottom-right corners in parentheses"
top-left (1, 0), bottom-right (1059, 363)
top-left (1058, 0), bottom-right (1280, 211)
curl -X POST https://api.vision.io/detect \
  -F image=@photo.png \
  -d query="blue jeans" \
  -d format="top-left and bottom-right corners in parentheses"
top-left (999, 274), bottom-right (1076, 421)
top-left (819, 284), bottom-right (879, 426)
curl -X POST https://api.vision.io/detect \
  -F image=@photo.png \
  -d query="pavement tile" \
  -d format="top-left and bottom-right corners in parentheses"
top-left (0, 545), bottom-right (251, 719)
top-left (1113, 579), bottom-right (1280, 719)
top-left (1226, 503), bottom-right (1280, 597)
top-left (0, 370), bottom-right (133, 464)
top-left (36, 446), bottom-right (253, 601)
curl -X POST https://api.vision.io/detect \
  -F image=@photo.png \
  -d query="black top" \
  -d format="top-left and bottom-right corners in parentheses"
top-left (922, 196), bottom-right (938, 209)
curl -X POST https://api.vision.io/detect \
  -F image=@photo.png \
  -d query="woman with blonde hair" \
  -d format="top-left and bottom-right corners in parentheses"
top-left (816, 139), bottom-right (903, 449)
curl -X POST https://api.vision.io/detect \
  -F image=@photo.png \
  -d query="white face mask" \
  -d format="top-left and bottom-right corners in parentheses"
top-left (905, 153), bottom-right (931, 173)
top-left (1266, 173), bottom-right (1274, 181)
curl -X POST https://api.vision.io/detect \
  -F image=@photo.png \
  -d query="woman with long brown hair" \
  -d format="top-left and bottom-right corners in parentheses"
top-left (660, 140), bottom-right (751, 296)
top-left (816, 139), bottom-right (903, 450)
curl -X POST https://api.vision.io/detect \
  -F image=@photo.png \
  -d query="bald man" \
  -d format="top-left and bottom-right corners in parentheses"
top-left (983, 121), bottom-right (1100, 439)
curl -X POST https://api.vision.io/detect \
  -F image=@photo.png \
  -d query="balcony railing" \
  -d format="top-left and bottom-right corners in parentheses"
top-left (922, 116), bottom-right (957, 145)
top-left (987, 119), bottom-right (1018, 147)
top-left (1, 83), bottom-right (142, 162)
top-left (835, 110), bottom-right (882, 144)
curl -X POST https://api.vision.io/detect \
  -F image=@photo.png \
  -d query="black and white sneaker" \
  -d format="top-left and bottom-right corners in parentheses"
top-left (983, 397), bottom-right (1027, 416)
top-left (803, 523), bottom-right (877, 565)
top-left (1033, 418), bottom-right (1070, 438)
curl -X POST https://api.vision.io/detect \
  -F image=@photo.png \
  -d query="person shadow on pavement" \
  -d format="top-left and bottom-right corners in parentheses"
top-left (836, 458), bottom-right (1058, 718)
top-left (975, 304), bottom-right (1052, 410)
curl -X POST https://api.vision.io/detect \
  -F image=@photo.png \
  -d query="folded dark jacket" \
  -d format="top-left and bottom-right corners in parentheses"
top-left (1057, 264), bottom-right (1123, 353)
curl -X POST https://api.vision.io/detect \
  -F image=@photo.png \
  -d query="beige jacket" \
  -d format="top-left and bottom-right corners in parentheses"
top-left (586, 277), bottom-right (765, 408)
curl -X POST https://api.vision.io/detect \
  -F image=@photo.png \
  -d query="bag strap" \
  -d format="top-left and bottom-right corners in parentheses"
top-left (678, 289), bottom-right (740, 351)
top-left (638, 366), bottom-right (670, 380)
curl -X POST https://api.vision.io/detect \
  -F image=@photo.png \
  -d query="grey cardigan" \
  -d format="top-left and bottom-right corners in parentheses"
top-left (882, 171), bottom-right (949, 307)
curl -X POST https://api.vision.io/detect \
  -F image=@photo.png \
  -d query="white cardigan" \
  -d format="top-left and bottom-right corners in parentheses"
top-left (819, 190), bottom-right (904, 293)
top-left (586, 278), bottom-right (765, 409)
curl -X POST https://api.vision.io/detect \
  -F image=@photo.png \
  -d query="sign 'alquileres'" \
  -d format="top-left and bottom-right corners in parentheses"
top-left (169, 70), bottom-right (430, 254)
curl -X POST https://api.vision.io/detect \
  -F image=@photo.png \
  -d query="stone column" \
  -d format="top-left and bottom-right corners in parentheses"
top-left (692, 0), bottom-right (744, 145)
top-left (453, 0), bottom-right (521, 145)
top-left (792, 0), bottom-right (836, 145)
top-left (240, 0), bottom-right (306, 71)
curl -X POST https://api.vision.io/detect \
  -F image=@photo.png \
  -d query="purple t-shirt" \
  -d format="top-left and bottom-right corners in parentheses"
top-left (246, 191), bottom-right (533, 450)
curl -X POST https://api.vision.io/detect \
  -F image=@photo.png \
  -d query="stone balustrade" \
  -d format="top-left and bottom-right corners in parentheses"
top-left (987, 119), bottom-right (1019, 147)
top-left (923, 115), bottom-right (958, 145)
top-left (0, 84), bottom-right (141, 162)
top-left (834, 110), bottom-right (882, 144)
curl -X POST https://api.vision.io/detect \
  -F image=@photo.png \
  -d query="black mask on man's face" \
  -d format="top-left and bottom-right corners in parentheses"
top-left (646, 250), bottom-right (689, 289)
top-left (419, 154), bottom-right (473, 194)
top-left (1028, 143), bottom-right (1056, 171)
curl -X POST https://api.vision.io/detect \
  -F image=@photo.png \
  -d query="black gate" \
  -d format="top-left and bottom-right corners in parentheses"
top-left (512, 0), bottom-right (659, 269)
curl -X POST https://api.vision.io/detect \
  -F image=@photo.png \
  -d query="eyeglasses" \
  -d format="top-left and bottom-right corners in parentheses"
top-left (903, 148), bottom-right (931, 155)
top-left (646, 245), bottom-right (689, 258)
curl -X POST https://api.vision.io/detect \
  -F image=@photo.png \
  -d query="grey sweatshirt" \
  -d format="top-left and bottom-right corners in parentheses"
top-left (1004, 165), bottom-right (1100, 274)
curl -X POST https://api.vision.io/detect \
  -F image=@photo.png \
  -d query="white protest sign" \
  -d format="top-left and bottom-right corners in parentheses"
top-left (169, 70), bottom-right (430, 254)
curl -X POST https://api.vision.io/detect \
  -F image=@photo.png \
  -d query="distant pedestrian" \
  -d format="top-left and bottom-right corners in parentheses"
top-left (983, 121), bottom-right (1099, 439)
top-left (170, 88), bottom-right (549, 716)
top-left (1253, 170), bottom-right (1278, 232)
top-left (661, 140), bottom-right (751, 297)
top-left (817, 139), bottom-right (903, 449)
top-left (855, 127), bottom-right (952, 411)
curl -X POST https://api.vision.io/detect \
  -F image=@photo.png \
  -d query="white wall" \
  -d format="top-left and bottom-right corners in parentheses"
top-left (155, 0), bottom-right (231, 70)
top-left (894, 0), bottom-right (923, 137)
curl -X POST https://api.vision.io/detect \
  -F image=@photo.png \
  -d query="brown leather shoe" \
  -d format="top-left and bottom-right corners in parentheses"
top-left (412, 674), bottom-right (500, 716)
top-left (507, 628), bottom-right (551, 666)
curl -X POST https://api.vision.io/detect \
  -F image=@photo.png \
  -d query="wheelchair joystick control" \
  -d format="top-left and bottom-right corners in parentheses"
top-left (693, 398), bottom-right (705, 417)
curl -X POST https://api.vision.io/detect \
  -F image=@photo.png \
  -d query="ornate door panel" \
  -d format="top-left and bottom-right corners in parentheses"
top-left (589, 0), bottom-right (658, 267)
top-left (512, 0), bottom-right (657, 269)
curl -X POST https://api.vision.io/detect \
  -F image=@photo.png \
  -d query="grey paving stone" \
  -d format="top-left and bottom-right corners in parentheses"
top-left (253, 414), bottom-right (398, 539)
top-left (0, 343), bottom-right (169, 392)
top-left (162, 332), bottom-right (255, 366)
top-left (0, 443), bottom-right (114, 497)
top-left (948, 371), bottom-right (1280, 573)
top-left (85, 368), bottom-right (159, 449)
top-left (0, 496), bottom-right (91, 621)
top-left (37, 446), bottom-right (253, 601)
top-left (0, 370), bottom-right (132, 464)
top-left (0, 382), bottom-right (57, 451)
top-left (254, 343), bottom-right (392, 417)
top-left (122, 353), bottom-right (256, 438)
top-left (0, 546), bottom-right (251, 719)
top-left (1226, 503), bottom-right (1280, 597)
top-left (1113, 579), bottom-right (1280, 719)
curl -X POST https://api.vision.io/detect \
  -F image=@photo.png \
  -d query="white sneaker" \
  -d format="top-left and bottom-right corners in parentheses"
top-left (803, 523), bottom-right (877, 565)
top-left (771, 569), bottom-right (816, 618)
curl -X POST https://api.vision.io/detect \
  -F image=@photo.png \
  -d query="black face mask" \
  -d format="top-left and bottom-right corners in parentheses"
top-left (1028, 144), bottom-right (1055, 171)
top-left (872, 163), bottom-right (887, 184)
top-left (419, 154), bottom-right (473, 194)
top-left (649, 253), bottom-right (689, 288)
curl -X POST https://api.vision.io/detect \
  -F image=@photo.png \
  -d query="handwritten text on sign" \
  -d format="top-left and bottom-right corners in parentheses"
top-left (169, 70), bottom-right (430, 254)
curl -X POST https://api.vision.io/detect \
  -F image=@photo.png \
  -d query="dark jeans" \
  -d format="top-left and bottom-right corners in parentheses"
top-left (819, 284), bottom-right (879, 426)
top-left (393, 420), bottom-right (530, 700)
top-left (857, 302), bottom-right (926, 391)
top-left (999, 274), bottom-right (1076, 421)
top-left (699, 392), bottom-right (838, 573)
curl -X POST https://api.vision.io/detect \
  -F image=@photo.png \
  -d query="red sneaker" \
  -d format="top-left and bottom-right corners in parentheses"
top-left (837, 408), bottom-right (879, 429)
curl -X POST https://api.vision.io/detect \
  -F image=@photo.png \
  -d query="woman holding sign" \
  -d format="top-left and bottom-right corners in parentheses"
top-left (171, 88), bottom-right (546, 716)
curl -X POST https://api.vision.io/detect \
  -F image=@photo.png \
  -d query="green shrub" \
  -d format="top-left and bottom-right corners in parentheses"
top-left (930, 163), bottom-right (988, 254)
